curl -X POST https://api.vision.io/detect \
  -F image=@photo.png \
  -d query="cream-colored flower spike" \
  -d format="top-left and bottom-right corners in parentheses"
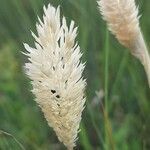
top-left (98, 0), bottom-right (150, 87)
top-left (23, 4), bottom-right (86, 150)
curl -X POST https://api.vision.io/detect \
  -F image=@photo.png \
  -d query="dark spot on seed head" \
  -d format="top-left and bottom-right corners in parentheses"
top-left (39, 81), bottom-right (42, 83)
top-left (51, 90), bottom-right (56, 94)
top-left (61, 57), bottom-right (64, 60)
top-left (56, 95), bottom-right (60, 98)
top-left (62, 64), bottom-right (65, 69)
top-left (53, 66), bottom-right (55, 71)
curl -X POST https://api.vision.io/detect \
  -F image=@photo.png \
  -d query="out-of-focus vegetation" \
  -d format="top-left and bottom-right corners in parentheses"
top-left (0, 0), bottom-right (150, 149)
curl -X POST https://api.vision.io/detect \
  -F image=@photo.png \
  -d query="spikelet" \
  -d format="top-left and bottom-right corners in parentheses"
top-left (98, 0), bottom-right (150, 86)
top-left (23, 4), bottom-right (86, 150)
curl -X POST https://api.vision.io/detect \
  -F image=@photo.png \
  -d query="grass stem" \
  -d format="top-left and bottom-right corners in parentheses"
top-left (104, 28), bottom-right (109, 150)
top-left (104, 29), bottom-right (109, 113)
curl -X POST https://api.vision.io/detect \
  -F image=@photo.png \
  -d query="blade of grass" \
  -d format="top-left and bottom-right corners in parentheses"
top-left (111, 50), bottom-right (129, 96)
top-left (0, 130), bottom-right (25, 150)
top-left (79, 123), bottom-right (92, 150)
top-left (10, 0), bottom-right (31, 27)
top-left (87, 101), bottom-right (105, 149)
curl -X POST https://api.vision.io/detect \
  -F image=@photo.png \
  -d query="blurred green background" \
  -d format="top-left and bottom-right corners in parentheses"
top-left (0, 0), bottom-right (150, 149)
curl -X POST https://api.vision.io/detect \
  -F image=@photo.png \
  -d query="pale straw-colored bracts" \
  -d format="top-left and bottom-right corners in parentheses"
top-left (23, 4), bottom-right (86, 150)
top-left (98, 0), bottom-right (150, 86)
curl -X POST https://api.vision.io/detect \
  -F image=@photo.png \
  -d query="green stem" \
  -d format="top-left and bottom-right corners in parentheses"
top-left (104, 29), bottom-right (109, 149)
top-left (104, 29), bottom-right (109, 113)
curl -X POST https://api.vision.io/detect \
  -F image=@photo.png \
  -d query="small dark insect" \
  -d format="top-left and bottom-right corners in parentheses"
top-left (56, 95), bottom-right (60, 98)
top-left (51, 90), bottom-right (56, 94)
top-left (53, 66), bottom-right (55, 71)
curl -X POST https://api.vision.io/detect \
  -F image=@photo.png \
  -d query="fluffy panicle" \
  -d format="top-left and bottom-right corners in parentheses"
top-left (98, 0), bottom-right (150, 87)
top-left (98, 0), bottom-right (140, 47)
top-left (23, 4), bottom-right (86, 150)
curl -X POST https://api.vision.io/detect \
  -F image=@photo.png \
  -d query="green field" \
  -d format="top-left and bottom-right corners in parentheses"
top-left (0, 0), bottom-right (150, 149)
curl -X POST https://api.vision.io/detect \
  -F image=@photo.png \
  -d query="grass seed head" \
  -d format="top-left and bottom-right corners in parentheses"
top-left (98, 0), bottom-right (140, 48)
top-left (23, 4), bottom-right (86, 149)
